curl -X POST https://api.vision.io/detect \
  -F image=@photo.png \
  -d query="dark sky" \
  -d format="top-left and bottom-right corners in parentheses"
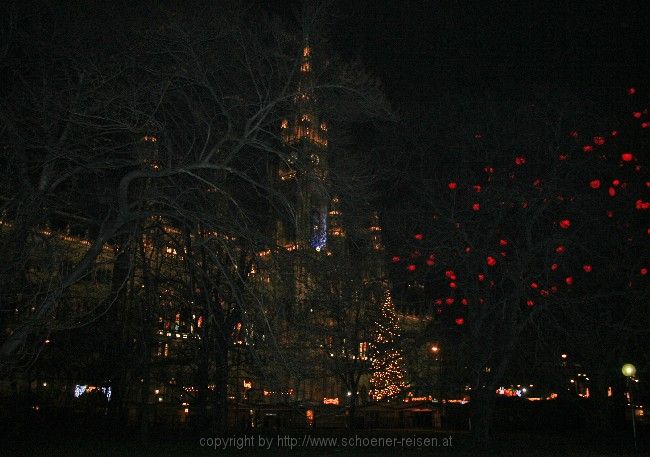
top-left (308, 0), bottom-right (650, 112)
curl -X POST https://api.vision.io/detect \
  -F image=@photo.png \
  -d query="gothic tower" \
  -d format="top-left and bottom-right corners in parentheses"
top-left (277, 40), bottom-right (330, 252)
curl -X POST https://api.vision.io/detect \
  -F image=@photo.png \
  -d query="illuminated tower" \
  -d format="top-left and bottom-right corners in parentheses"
top-left (366, 211), bottom-right (386, 280)
top-left (278, 40), bottom-right (330, 252)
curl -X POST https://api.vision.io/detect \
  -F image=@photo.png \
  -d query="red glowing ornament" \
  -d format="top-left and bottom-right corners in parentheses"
top-left (628, 87), bottom-right (636, 95)
top-left (499, 239), bottom-right (508, 246)
top-left (449, 282), bottom-right (457, 289)
top-left (565, 276), bottom-right (574, 286)
top-left (593, 136), bottom-right (605, 146)
top-left (473, 185), bottom-right (482, 193)
top-left (607, 210), bottom-right (614, 218)
top-left (477, 273), bottom-right (486, 282)
top-left (641, 268), bottom-right (648, 276)
top-left (581, 264), bottom-right (592, 273)
top-left (611, 130), bottom-right (619, 137)
top-left (551, 263), bottom-right (558, 271)
top-left (445, 270), bottom-right (456, 280)
top-left (526, 300), bottom-right (535, 307)
top-left (414, 233), bottom-right (423, 240)
top-left (455, 317), bottom-right (465, 326)
top-left (559, 219), bottom-right (571, 229)
top-left (407, 264), bottom-right (416, 272)
top-left (391, 256), bottom-right (401, 263)
top-left (461, 298), bottom-right (468, 305)
top-left (608, 187), bottom-right (616, 197)
top-left (621, 152), bottom-right (634, 162)
top-left (570, 130), bottom-right (578, 138)
top-left (540, 289), bottom-right (549, 297)
top-left (472, 203), bottom-right (480, 211)
top-left (555, 245), bottom-right (565, 254)
top-left (515, 156), bottom-right (526, 165)
top-left (642, 122), bottom-right (650, 129)
top-left (550, 285), bottom-right (558, 293)
top-left (445, 297), bottom-right (455, 305)
top-left (612, 179), bottom-right (620, 186)
top-left (426, 258), bottom-right (435, 266)
top-left (582, 145), bottom-right (593, 152)
top-left (633, 112), bottom-right (642, 119)
top-left (530, 282), bottom-right (539, 289)
top-left (486, 256), bottom-right (497, 267)
top-left (589, 179), bottom-right (601, 189)
top-left (434, 299), bottom-right (443, 306)
top-left (636, 200), bottom-right (650, 210)
top-left (448, 182), bottom-right (457, 190)
top-left (559, 154), bottom-right (568, 161)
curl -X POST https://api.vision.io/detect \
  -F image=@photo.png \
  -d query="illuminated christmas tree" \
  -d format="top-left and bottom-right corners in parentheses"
top-left (369, 288), bottom-right (408, 401)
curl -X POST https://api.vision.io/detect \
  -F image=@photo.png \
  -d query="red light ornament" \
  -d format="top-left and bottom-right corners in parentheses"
top-left (407, 264), bottom-right (416, 272)
top-left (455, 317), bottom-right (465, 326)
top-left (589, 179), bottom-right (601, 189)
top-left (559, 219), bottom-right (571, 229)
top-left (472, 203), bottom-right (480, 211)
top-left (486, 256), bottom-right (497, 266)
top-left (593, 136), bottom-right (605, 146)
top-left (414, 233), bottom-right (423, 240)
top-left (391, 256), bottom-right (400, 263)
top-left (583, 265), bottom-right (592, 273)
top-left (565, 276), bottom-right (574, 286)
top-left (628, 87), bottom-right (636, 95)
top-left (448, 182), bottom-right (457, 190)
top-left (621, 153), bottom-right (634, 162)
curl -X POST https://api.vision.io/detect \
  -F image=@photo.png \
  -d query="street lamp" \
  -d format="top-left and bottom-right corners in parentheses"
top-left (622, 363), bottom-right (637, 378)
top-left (621, 363), bottom-right (637, 451)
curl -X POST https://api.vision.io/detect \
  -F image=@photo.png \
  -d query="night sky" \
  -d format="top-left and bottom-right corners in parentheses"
top-left (330, 0), bottom-right (650, 110)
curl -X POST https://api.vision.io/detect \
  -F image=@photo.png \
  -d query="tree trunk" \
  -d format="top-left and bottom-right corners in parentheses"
top-left (470, 387), bottom-right (495, 449)
top-left (213, 332), bottom-right (229, 435)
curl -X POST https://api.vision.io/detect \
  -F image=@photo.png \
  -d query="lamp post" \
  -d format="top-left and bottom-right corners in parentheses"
top-left (621, 363), bottom-right (637, 451)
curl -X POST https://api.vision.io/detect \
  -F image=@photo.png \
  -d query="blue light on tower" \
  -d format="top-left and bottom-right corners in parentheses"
top-left (310, 207), bottom-right (327, 251)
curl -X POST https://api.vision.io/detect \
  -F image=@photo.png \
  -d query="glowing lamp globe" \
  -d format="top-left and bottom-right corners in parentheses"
top-left (621, 363), bottom-right (636, 378)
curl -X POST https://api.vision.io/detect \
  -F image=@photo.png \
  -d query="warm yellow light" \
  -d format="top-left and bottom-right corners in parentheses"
top-left (622, 363), bottom-right (637, 377)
